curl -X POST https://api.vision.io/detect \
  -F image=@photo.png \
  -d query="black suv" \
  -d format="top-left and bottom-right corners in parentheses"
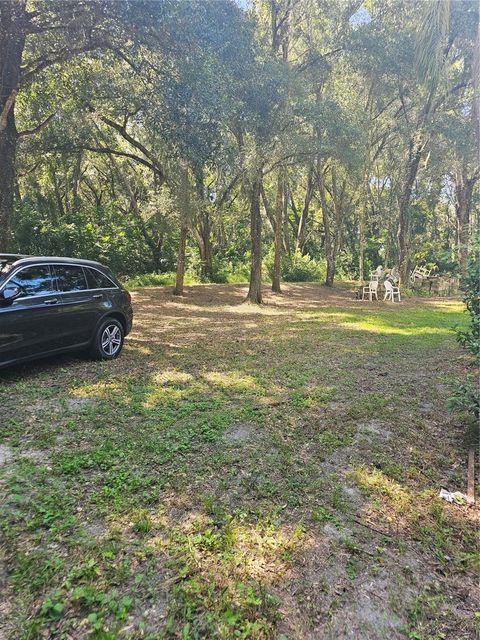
top-left (0, 254), bottom-right (133, 369)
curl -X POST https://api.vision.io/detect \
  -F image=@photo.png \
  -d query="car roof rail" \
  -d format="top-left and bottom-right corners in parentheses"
top-left (0, 253), bottom-right (28, 259)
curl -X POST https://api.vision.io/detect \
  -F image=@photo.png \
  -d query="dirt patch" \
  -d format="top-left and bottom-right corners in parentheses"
top-left (21, 449), bottom-right (50, 463)
top-left (66, 397), bottom-right (97, 411)
top-left (0, 445), bottom-right (13, 466)
top-left (84, 522), bottom-right (107, 538)
top-left (418, 401), bottom-right (434, 413)
top-left (223, 422), bottom-right (254, 443)
top-left (342, 484), bottom-right (364, 509)
top-left (323, 522), bottom-right (353, 542)
top-left (278, 536), bottom-right (428, 640)
top-left (357, 420), bottom-right (392, 441)
top-left (325, 571), bottom-right (405, 639)
top-left (139, 600), bottom-right (168, 634)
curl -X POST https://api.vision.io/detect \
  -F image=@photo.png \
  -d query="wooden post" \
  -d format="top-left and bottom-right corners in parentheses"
top-left (467, 448), bottom-right (475, 505)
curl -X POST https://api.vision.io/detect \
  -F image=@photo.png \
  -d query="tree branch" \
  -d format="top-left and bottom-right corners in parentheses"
top-left (0, 90), bottom-right (18, 132)
top-left (21, 39), bottom-right (108, 87)
top-left (18, 112), bottom-right (56, 137)
top-left (50, 144), bottom-right (163, 177)
top-left (97, 114), bottom-right (167, 185)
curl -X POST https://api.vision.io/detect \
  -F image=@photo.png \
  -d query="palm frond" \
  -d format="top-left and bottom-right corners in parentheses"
top-left (415, 0), bottom-right (450, 89)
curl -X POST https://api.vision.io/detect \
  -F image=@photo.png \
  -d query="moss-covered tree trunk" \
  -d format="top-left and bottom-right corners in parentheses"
top-left (455, 167), bottom-right (477, 275)
top-left (272, 171), bottom-right (284, 293)
top-left (295, 166), bottom-right (314, 254)
top-left (247, 171), bottom-right (263, 304)
top-left (397, 140), bottom-right (423, 285)
top-left (0, 2), bottom-right (25, 251)
top-left (173, 223), bottom-right (188, 296)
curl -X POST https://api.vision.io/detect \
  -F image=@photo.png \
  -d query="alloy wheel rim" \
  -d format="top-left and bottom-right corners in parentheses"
top-left (101, 325), bottom-right (122, 356)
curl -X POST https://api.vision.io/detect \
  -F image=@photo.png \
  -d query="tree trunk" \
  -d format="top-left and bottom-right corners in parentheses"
top-left (204, 235), bottom-right (212, 281)
top-left (317, 163), bottom-right (335, 287)
top-left (71, 151), bottom-right (83, 213)
top-left (198, 237), bottom-right (213, 281)
top-left (473, 20), bottom-right (480, 163)
top-left (0, 2), bottom-right (26, 251)
top-left (295, 166), bottom-right (314, 254)
top-left (197, 213), bottom-right (213, 281)
top-left (282, 180), bottom-right (290, 255)
top-left (327, 169), bottom-right (344, 287)
top-left (48, 160), bottom-right (65, 220)
top-left (325, 252), bottom-right (335, 287)
top-left (247, 171), bottom-right (263, 304)
top-left (396, 140), bottom-right (423, 284)
top-left (173, 224), bottom-right (188, 296)
top-left (272, 172), bottom-right (284, 293)
top-left (455, 168), bottom-right (477, 275)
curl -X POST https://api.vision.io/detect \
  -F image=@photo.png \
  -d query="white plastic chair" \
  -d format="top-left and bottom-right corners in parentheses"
top-left (362, 280), bottom-right (378, 301)
top-left (384, 279), bottom-right (400, 302)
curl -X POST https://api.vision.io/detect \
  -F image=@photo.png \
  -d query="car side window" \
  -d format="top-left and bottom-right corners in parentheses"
top-left (10, 265), bottom-right (56, 297)
top-left (55, 265), bottom-right (88, 292)
top-left (85, 268), bottom-right (116, 289)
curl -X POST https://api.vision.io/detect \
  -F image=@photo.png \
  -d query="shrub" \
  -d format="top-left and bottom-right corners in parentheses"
top-left (123, 272), bottom-right (199, 288)
top-left (450, 247), bottom-right (480, 418)
top-left (449, 380), bottom-right (479, 419)
top-left (282, 252), bottom-right (324, 282)
top-left (264, 248), bottom-right (324, 283)
top-left (455, 252), bottom-right (480, 363)
top-left (209, 256), bottom-right (250, 284)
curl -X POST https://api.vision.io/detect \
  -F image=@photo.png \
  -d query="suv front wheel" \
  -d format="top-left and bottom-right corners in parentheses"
top-left (91, 318), bottom-right (124, 360)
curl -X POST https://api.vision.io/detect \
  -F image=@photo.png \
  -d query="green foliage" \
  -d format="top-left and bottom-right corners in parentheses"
top-left (123, 272), bottom-right (199, 288)
top-left (283, 253), bottom-right (324, 283)
top-left (6, 0), bottom-right (479, 291)
top-left (12, 200), bottom-right (172, 277)
top-left (450, 248), bottom-right (480, 418)
top-left (448, 379), bottom-right (479, 419)
top-left (209, 256), bottom-right (251, 284)
top-left (455, 249), bottom-right (480, 363)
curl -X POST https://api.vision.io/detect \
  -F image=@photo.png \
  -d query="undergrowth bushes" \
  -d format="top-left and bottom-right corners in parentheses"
top-left (449, 248), bottom-right (480, 418)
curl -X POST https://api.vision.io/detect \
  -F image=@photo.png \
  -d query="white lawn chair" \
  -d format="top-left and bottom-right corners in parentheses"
top-left (388, 267), bottom-right (399, 284)
top-left (362, 280), bottom-right (378, 301)
top-left (410, 265), bottom-right (434, 283)
top-left (369, 266), bottom-right (384, 282)
top-left (384, 279), bottom-right (400, 302)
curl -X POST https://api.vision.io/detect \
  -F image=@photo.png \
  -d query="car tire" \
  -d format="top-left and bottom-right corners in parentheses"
top-left (91, 318), bottom-right (124, 360)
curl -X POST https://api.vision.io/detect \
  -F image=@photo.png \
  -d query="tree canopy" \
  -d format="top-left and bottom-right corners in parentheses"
top-left (1, 0), bottom-right (478, 299)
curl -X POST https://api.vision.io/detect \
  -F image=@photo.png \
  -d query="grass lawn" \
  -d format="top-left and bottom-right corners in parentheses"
top-left (0, 283), bottom-right (478, 640)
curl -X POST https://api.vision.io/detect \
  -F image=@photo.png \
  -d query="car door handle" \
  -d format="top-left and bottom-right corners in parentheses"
top-left (92, 294), bottom-right (103, 299)
top-left (44, 298), bottom-right (58, 305)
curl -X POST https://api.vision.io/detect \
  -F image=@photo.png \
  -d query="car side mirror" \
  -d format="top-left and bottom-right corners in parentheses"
top-left (1, 284), bottom-right (22, 303)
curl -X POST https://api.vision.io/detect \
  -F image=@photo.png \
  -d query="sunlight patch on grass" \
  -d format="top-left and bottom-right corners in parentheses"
top-left (290, 384), bottom-right (336, 408)
top-left (338, 319), bottom-right (452, 336)
top-left (301, 304), bottom-right (467, 340)
top-left (70, 381), bottom-right (122, 398)
top-left (203, 370), bottom-right (260, 392)
top-left (154, 510), bottom-right (305, 585)
top-left (421, 300), bottom-right (464, 312)
top-left (151, 370), bottom-right (194, 385)
top-left (136, 372), bottom-right (211, 409)
top-left (349, 465), bottom-right (476, 569)
top-left (143, 512), bottom-right (304, 637)
top-left (351, 465), bottom-right (411, 511)
top-left (125, 343), bottom-right (152, 355)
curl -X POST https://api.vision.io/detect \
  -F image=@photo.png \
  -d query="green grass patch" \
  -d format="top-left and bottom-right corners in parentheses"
top-left (0, 286), bottom-right (475, 639)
